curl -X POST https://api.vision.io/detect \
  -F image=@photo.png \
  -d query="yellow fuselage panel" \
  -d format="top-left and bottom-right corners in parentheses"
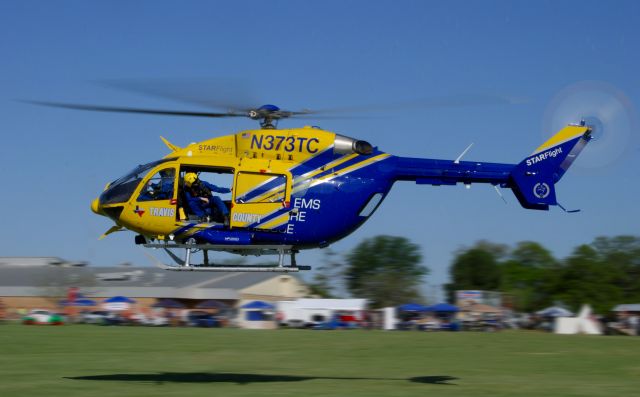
top-left (166, 134), bottom-right (237, 159)
top-left (224, 128), bottom-right (334, 160)
top-left (163, 127), bottom-right (336, 164)
top-left (110, 127), bottom-right (338, 236)
top-left (236, 128), bottom-right (335, 162)
top-left (118, 201), bottom-right (176, 236)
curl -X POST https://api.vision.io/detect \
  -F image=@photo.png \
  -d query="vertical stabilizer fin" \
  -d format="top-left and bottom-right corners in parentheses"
top-left (509, 124), bottom-right (592, 210)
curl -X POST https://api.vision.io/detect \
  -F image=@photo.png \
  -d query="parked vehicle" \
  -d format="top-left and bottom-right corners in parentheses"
top-left (276, 299), bottom-right (367, 328)
top-left (22, 309), bottom-right (64, 325)
top-left (187, 310), bottom-right (218, 327)
top-left (102, 312), bottom-right (126, 326)
top-left (80, 310), bottom-right (110, 324)
top-left (130, 312), bottom-right (169, 326)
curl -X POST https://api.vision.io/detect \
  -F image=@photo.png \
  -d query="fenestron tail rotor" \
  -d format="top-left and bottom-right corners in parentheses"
top-left (542, 81), bottom-right (638, 171)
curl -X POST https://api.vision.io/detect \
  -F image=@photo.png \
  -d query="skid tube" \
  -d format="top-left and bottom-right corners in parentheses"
top-left (145, 241), bottom-right (311, 272)
top-left (158, 264), bottom-right (310, 272)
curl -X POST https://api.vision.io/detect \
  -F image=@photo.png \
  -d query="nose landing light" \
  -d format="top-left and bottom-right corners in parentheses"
top-left (91, 198), bottom-right (103, 215)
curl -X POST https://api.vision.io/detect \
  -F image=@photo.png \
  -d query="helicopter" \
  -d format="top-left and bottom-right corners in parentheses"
top-left (33, 99), bottom-right (593, 272)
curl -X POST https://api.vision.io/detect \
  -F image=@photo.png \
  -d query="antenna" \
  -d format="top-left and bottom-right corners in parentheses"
top-left (454, 143), bottom-right (474, 164)
top-left (558, 203), bottom-right (581, 213)
top-left (493, 185), bottom-right (507, 204)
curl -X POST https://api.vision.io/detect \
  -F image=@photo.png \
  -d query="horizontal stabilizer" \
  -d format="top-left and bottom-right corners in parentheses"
top-left (160, 136), bottom-right (181, 152)
top-left (99, 225), bottom-right (124, 240)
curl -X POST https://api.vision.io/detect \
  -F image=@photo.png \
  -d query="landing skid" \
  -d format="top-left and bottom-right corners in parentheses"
top-left (157, 263), bottom-right (309, 272)
top-left (144, 241), bottom-right (311, 272)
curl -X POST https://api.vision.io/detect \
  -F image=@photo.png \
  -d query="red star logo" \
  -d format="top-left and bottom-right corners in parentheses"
top-left (133, 205), bottom-right (145, 217)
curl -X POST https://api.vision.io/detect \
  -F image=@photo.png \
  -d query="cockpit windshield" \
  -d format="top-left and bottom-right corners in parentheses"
top-left (99, 158), bottom-right (176, 205)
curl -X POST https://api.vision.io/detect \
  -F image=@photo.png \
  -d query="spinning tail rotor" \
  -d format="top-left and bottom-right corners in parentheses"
top-left (542, 81), bottom-right (638, 171)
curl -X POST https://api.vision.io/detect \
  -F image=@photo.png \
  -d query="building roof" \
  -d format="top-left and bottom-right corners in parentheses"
top-left (0, 257), bottom-right (70, 267)
top-left (0, 258), bottom-right (302, 301)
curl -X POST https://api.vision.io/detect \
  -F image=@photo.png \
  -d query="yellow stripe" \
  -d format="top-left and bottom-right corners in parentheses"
top-left (533, 125), bottom-right (589, 154)
top-left (248, 153), bottom-right (359, 204)
top-left (179, 224), bottom-right (207, 238)
top-left (258, 213), bottom-right (290, 229)
top-left (313, 154), bottom-right (391, 185)
top-left (287, 154), bottom-right (391, 196)
top-left (255, 154), bottom-right (391, 229)
top-left (287, 153), bottom-right (359, 192)
top-left (293, 153), bottom-right (359, 182)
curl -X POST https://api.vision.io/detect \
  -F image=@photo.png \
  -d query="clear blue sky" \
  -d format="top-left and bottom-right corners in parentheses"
top-left (1, 1), bottom-right (639, 300)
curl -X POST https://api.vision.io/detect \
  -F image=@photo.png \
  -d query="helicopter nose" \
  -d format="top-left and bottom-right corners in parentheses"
top-left (91, 198), bottom-right (103, 216)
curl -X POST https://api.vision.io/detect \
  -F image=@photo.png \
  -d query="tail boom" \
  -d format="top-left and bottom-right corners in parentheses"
top-left (392, 157), bottom-right (513, 186)
top-left (390, 124), bottom-right (592, 211)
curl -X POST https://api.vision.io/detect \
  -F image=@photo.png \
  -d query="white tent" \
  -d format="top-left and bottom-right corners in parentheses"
top-left (383, 307), bottom-right (397, 330)
top-left (554, 304), bottom-right (602, 335)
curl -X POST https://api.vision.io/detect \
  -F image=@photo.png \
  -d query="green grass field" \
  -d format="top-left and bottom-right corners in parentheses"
top-left (0, 324), bottom-right (638, 397)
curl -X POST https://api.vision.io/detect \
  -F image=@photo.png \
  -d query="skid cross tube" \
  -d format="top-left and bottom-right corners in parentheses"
top-left (147, 242), bottom-right (310, 272)
top-left (158, 264), bottom-right (310, 272)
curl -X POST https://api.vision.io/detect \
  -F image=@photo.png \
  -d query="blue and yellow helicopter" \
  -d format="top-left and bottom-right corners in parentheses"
top-left (38, 100), bottom-right (592, 272)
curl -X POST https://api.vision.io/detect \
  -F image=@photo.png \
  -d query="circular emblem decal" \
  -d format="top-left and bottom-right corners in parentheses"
top-left (533, 183), bottom-right (550, 199)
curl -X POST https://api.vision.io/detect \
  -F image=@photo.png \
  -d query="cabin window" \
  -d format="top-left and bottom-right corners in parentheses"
top-left (359, 193), bottom-right (384, 217)
top-left (234, 172), bottom-right (287, 204)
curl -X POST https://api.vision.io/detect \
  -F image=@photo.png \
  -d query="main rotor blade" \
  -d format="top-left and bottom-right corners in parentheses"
top-left (97, 78), bottom-right (257, 113)
top-left (314, 94), bottom-right (528, 114)
top-left (23, 100), bottom-right (246, 118)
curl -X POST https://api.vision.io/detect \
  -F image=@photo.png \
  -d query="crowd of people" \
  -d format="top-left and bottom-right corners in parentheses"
top-left (0, 303), bottom-right (230, 328)
top-left (2, 297), bottom-right (639, 335)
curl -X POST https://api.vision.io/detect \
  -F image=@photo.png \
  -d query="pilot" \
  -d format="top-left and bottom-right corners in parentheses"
top-left (153, 169), bottom-right (175, 200)
top-left (184, 172), bottom-right (231, 223)
top-left (139, 169), bottom-right (175, 201)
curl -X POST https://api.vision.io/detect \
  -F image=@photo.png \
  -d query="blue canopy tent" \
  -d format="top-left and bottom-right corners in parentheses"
top-left (398, 303), bottom-right (428, 312)
top-left (102, 296), bottom-right (136, 311)
top-left (104, 296), bottom-right (136, 304)
top-left (424, 303), bottom-right (460, 330)
top-left (241, 301), bottom-right (275, 310)
top-left (195, 300), bottom-right (229, 310)
top-left (58, 298), bottom-right (97, 307)
top-left (395, 303), bottom-right (429, 330)
top-left (241, 301), bottom-right (275, 321)
top-left (425, 303), bottom-right (459, 312)
top-left (152, 298), bottom-right (186, 309)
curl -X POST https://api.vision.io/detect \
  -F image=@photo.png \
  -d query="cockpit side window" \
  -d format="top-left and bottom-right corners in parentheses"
top-left (137, 168), bottom-right (176, 202)
top-left (100, 158), bottom-right (175, 205)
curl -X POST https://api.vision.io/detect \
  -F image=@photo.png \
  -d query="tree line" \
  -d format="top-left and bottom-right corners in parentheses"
top-left (445, 236), bottom-right (640, 313)
top-left (308, 235), bottom-right (640, 313)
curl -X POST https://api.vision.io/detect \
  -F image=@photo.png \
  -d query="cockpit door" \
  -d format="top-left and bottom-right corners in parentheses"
top-left (125, 165), bottom-right (178, 235)
top-left (231, 165), bottom-right (292, 231)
